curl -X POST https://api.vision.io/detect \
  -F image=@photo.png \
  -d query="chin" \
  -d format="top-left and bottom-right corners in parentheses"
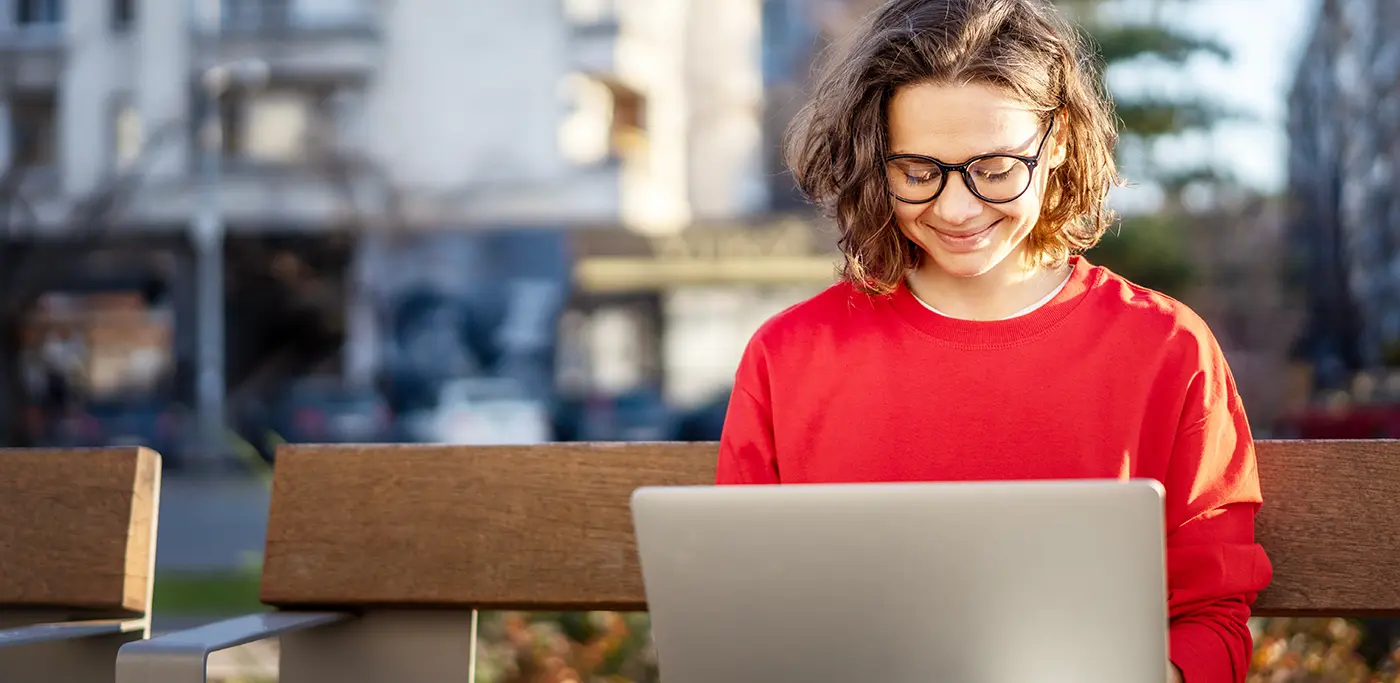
top-left (925, 249), bottom-right (1010, 280)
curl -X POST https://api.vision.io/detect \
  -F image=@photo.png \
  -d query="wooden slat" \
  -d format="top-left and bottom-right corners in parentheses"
top-left (1254, 440), bottom-right (1400, 616)
top-left (0, 447), bottom-right (160, 615)
top-left (262, 443), bottom-right (714, 610)
top-left (262, 440), bottom-right (1400, 616)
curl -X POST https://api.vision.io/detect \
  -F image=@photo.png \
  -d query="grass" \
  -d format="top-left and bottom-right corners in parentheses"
top-left (153, 568), bottom-right (268, 616)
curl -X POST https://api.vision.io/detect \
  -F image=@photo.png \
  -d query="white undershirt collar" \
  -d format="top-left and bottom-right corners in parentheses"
top-left (910, 270), bottom-right (1072, 321)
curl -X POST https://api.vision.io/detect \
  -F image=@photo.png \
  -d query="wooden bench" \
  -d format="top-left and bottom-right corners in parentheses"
top-left (0, 447), bottom-right (161, 683)
top-left (116, 440), bottom-right (1400, 682)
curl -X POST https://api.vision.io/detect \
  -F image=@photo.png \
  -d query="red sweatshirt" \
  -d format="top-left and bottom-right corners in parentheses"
top-left (717, 255), bottom-right (1272, 683)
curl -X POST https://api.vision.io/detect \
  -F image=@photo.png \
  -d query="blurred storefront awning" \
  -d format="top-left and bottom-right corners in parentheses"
top-left (570, 214), bottom-right (841, 292)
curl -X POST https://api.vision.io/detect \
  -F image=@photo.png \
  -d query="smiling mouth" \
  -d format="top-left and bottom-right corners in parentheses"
top-left (933, 220), bottom-right (999, 240)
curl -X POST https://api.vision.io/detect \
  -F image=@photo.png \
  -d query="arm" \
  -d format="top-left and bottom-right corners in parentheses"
top-left (1162, 353), bottom-right (1273, 683)
top-left (0, 619), bottom-right (143, 647)
top-left (115, 612), bottom-right (351, 683)
top-left (715, 338), bottom-right (779, 485)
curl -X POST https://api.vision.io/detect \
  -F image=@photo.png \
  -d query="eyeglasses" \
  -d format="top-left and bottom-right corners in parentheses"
top-left (884, 121), bottom-right (1056, 205)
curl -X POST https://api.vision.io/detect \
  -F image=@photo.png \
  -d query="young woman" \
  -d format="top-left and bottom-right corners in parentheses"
top-left (715, 1), bottom-right (1273, 681)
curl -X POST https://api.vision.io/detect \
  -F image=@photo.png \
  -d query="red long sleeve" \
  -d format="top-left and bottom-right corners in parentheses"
top-left (716, 385), bottom-right (779, 484)
top-left (713, 256), bottom-right (1273, 680)
top-left (1163, 335), bottom-right (1273, 683)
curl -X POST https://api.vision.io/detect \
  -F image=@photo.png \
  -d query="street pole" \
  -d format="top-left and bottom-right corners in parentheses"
top-left (191, 57), bottom-right (267, 473)
top-left (192, 71), bottom-right (225, 473)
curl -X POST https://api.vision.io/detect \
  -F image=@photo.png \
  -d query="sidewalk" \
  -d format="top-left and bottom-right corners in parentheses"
top-left (207, 640), bottom-right (279, 681)
top-left (156, 474), bottom-right (271, 573)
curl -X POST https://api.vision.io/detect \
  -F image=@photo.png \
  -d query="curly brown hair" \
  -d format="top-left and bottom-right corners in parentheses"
top-left (786, 0), bottom-right (1122, 295)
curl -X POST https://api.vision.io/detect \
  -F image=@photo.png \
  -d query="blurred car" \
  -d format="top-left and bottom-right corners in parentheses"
top-left (399, 377), bottom-right (552, 445)
top-left (268, 378), bottom-right (396, 445)
top-left (571, 387), bottom-right (677, 442)
top-left (40, 395), bottom-right (186, 467)
top-left (675, 390), bottom-right (731, 442)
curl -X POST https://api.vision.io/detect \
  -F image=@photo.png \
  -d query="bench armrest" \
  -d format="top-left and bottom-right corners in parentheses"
top-left (115, 611), bottom-right (351, 683)
top-left (0, 619), bottom-right (145, 647)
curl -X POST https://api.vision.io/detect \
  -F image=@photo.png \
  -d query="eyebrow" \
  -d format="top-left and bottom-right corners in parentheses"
top-left (889, 128), bottom-right (1045, 159)
top-left (890, 140), bottom-right (1029, 159)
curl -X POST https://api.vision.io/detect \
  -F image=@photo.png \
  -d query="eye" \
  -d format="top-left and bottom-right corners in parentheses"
top-left (972, 157), bottom-right (1020, 183)
top-left (891, 160), bottom-right (941, 186)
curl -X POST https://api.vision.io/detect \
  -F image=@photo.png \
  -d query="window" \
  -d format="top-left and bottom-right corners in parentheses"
top-left (9, 91), bottom-right (58, 169)
top-left (564, 0), bottom-right (619, 27)
top-left (608, 80), bottom-right (646, 155)
top-left (558, 74), bottom-right (647, 165)
top-left (761, 0), bottom-right (790, 80)
top-left (112, 0), bottom-right (134, 29)
top-left (221, 0), bottom-right (372, 32)
top-left (16, 0), bottom-right (62, 24)
top-left (222, 0), bottom-right (291, 31)
top-left (214, 86), bottom-right (337, 164)
top-left (111, 99), bottom-right (142, 171)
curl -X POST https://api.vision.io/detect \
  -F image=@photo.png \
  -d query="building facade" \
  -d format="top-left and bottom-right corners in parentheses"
top-left (1286, 0), bottom-right (1400, 384)
top-left (0, 0), bottom-right (779, 449)
top-left (0, 0), bottom-right (769, 232)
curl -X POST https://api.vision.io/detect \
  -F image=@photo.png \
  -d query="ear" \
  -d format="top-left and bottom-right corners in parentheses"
top-left (1045, 109), bottom-right (1070, 171)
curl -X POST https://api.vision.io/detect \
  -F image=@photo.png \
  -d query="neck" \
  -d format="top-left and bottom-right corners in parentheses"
top-left (907, 251), bottom-right (1071, 321)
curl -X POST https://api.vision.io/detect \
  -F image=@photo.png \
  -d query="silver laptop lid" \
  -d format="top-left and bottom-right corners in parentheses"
top-left (632, 479), bottom-right (1169, 683)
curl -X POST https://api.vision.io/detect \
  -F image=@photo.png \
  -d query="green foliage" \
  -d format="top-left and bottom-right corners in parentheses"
top-left (1116, 99), bottom-right (1252, 138)
top-left (1059, 0), bottom-right (1250, 293)
top-left (1249, 618), bottom-right (1400, 682)
top-left (1062, 1), bottom-right (1240, 189)
top-left (1091, 23), bottom-right (1231, 64)
top-left (166, 611), bottom-right (1400, 681)
top-left (1087, 213), bottom-right (1194, 296)
top-left (475, 611), bottom-right (658, 683)
top-left (471, 613), bottom-right (1400, 683)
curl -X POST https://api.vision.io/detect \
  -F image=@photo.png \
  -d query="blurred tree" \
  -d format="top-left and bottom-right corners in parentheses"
top-left (1059, 0), bottom-right (1252, 294)
top-left (1088, 213), bottom-right (1193, 293)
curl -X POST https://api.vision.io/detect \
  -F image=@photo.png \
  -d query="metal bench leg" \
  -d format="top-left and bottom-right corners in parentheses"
top-left (280, 610), bottom-right (479, 683)
top-left (0, 610), bottom-right (147, 683)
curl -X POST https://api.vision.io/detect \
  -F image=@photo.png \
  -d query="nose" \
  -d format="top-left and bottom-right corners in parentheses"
top-left (924, 172), bottom-right (984, 227)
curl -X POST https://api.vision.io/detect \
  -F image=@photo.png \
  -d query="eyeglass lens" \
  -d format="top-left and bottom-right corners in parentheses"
top-left (886, 155), bottom-right (1033, 203)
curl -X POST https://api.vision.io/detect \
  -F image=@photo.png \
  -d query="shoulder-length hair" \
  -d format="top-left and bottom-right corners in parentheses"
top-left (786, 0), bottom-right (1122, 294)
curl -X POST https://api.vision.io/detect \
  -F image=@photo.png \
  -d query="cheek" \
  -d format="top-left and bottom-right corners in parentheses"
top-left (999, 192), bottom-right (1043, 235)
top-left (892, 201), bottom-right (924, 230)
top-left (891, 202), bottom-right (929, 243)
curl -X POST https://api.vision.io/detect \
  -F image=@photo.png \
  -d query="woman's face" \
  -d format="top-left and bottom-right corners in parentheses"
top-left (886, 81), bottom-right (1066, 281)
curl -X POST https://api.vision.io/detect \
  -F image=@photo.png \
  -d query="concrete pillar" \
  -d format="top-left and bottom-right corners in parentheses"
top-left (343, 236), bottom-right (381, 387)
top-left (614, 0), bottom-right (692, 233)
top-left (0, 102), bottom-right (13, 171)
top-left (60, 0), bottom-right (116, 197)
top-left (137, 0), bottom-right (192, 182)
top-left (684, 0), bottom-right (768, 220)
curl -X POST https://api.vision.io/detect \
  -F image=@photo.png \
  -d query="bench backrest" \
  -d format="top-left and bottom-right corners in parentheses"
top-left (260, 440), bottom-right (1400, 617)
top-left (0, 447), bottom-right (160, 617)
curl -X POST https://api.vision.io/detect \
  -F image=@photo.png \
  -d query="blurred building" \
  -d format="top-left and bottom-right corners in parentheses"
top-left (0, 0), bottom-right (769, 231)
top-left (1286, 0), bottom-right (1400, 384)
top-left (0, 0), bottom-right (825, 447)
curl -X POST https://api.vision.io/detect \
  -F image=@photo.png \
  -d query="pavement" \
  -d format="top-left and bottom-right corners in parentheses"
top-left (155, 474), bottom-right (271, 573)
top-left (149, 474), bottom-right (276, 679)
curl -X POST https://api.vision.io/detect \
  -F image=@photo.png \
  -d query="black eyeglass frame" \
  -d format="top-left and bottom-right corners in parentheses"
top-left (884, 119), bottom-right (1057, 206)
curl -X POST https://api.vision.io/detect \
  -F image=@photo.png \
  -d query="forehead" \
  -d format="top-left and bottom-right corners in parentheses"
top-left (887, 82), bottom-right (1043, 159)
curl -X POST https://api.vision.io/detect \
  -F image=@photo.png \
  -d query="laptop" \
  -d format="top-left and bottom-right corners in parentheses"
top-left (631, 479), bottom-right (1169, 683)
